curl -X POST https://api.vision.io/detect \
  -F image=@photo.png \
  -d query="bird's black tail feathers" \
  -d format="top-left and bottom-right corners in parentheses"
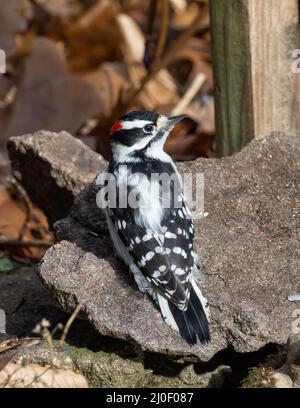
top-left (168, 285), bottom-right (210, 345)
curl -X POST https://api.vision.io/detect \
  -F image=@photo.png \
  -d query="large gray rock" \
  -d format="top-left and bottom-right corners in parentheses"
top-left (9, 131), bottom-right (300, 361)
top-left (7, 130), bottom-right (106, 224)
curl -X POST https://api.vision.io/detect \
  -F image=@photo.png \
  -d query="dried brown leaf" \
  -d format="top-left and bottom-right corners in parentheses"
top-left (0, 187), bottom-right (53, 260)
top-left (4, 37), bottom-right (103, 139)
top-left (0, 339), bottom-right (21, 354)
top-left (0, 354), bottom-right (17, 372)
top-left (116, 13), bottom-right (179, 110)
top-left (165, 119), bottom-right (213, 160)
top-left (0, 362), bottom-right (88, 388)
top-left (165, 37), bottom-right (212, 89)
top-left (171, 2), bottom-right (209, 30)
top-left (47, 0), bottom-right (122, 73)
top-left (0, 338), bottom-right (39, 372)
top-left (82, 63), bottom-right (128, 116)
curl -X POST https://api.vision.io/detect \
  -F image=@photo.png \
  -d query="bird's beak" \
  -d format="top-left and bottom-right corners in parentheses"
top-left (166, 114), bottom-right (187, 128)
top-left (154, 114), bottom-right (187, 146)
top-left (156, 114), bottom-right (187, 132)
top-left (156, 115), bottom-right (187, 131)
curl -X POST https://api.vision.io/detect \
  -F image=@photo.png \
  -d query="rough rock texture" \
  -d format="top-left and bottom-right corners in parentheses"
top-left (273, 333), bottom-right (300, 388)
top-left (7, 130), bottom-right (106, 224)
top-left (2, 264), bottom-right (232, 387)
top-left (9, 131), bottom-right (300, 361)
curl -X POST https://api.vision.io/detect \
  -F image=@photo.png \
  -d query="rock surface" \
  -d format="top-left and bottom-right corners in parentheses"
top-left (272, 333), bottom-right (300, 388)
top-left (7, 130), bottom-right (106, 224)
top-left (0, 264), bottom-right (230, 387)
top-left (8, 131), bottom-right (300, 361)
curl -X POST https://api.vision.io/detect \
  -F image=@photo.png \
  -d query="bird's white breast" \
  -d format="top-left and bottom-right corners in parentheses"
top-left (115, 165), bottom-right (164, 232)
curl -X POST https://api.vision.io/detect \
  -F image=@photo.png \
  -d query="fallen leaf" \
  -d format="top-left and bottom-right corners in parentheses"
top-left (0, 362), bottom-right (89, 388)
top-left (0, 186), bottom-right (54, 261)
top-left (116, 13), bottom-right (179, 110)
top-left (0, 257), bottom-right (14, 272)
top-left (82, 62), bottom-right (128, 116)
top-left (0, 340), bottom-right (20, 354)
top-left (0, 355), bottom-right (17, 372)
top-left (4, 37), bottom-right (103, 139)
top-left (171, 2), bottom-right (209, 31)
top-left (0, 338), bottom-right (38, 372)
top-left (165, 117), bottom-right (214, 159)
top-left (165, 37), bottom-right (212, 90)
top-left (47, 0), bottom-right (122, 74)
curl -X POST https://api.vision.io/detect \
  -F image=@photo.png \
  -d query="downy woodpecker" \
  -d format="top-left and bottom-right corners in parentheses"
top-left (98, 111), bottom-right (210, 344)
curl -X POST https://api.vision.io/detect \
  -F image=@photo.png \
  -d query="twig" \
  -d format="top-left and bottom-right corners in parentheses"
top-left (125, 0), bottom-right (169, 106)
top-left (152, 0), bottom-right (169, 69)
top-left (147, 0), bottom-right (158, 29)
top-left (143, 0), bottom-right (159, 70)
top-left (171, 73), bottom-right (206, 115)
top-left (0, 237), bottom-right (52, 247)
top-left (59, 304), bottom-right (83, 346)
top-left (169, 0), bottom-right (187, 13)
top-left (161, 8), bottom-right (204, 68)
top-left (50, 323), bottom-right (64, 339)
top-left (5, 175), bottom-right (51, 243)
top-left (125, 5), bottom-right (203, 107)
top-left (145, 0), bottom-right (169, 69)
top-left (6, 176), bottom-right (34, 240)
top-left (145, 0), bottom-right (158, 44)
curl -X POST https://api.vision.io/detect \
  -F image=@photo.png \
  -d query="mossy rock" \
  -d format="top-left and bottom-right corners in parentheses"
top-left (14, 340), bottom-right (230, 388)
top-left (241, 366), bottom-right (276, 388)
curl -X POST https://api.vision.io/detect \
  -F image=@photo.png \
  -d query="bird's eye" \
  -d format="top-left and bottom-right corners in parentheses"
top-left (143, 124), bottom-right (155, 133)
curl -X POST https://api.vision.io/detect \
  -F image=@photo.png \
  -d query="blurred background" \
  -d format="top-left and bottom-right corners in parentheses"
top-left (0, 0), bottom-right (214, 263)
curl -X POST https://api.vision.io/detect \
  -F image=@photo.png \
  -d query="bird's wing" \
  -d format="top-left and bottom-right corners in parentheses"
top-left (108, 198), bottom-right (195, 310)
top-left (162, 197), bottom-right (195, 279)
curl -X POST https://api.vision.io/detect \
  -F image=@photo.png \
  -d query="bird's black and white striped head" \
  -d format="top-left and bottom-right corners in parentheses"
top-left (110, 111), bottom-right (186, 162)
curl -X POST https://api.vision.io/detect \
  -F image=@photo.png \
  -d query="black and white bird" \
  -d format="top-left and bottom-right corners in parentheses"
top-left (97, 111), bottom-right (210, 345)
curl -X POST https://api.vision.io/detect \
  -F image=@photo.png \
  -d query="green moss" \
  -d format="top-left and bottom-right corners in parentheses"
top-left (241, 366), bottom-right (276, 388)
top-left (65, 346), bottom-right (230, 388)
top-left (68, 346), bottom-right (148, 387)
top-left (15, 340), bottom-right (230, 388)
top-left (146, 364), bottom-right (231, 388)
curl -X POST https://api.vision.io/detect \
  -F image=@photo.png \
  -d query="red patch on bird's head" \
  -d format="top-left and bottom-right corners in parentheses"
top-left (110, 120), bottom-right (123, 135)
